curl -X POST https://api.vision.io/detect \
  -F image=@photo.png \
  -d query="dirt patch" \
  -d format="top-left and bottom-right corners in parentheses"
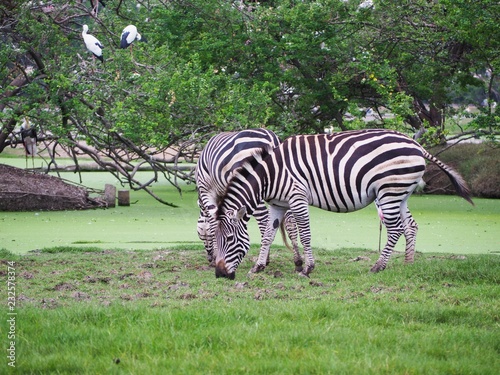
top-left (0, 164), bottom-right (106, 211)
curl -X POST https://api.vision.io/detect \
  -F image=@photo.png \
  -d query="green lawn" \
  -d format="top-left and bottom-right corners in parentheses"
top-left (2, 247), bottom-right (499, 374)
top-left (1, 159), bottom-right (499, 374)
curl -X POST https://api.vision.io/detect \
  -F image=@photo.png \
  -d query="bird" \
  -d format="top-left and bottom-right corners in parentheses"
top-left (82, 24), bottom-right (104, 63)
top-left (120, 25), bottom-right (141, 56)
top-left (20, 118), bottom-right (37, 170)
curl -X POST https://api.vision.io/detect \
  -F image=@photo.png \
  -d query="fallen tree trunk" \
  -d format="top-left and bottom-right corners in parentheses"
top-left (38, 163), bottom-right (195, 173)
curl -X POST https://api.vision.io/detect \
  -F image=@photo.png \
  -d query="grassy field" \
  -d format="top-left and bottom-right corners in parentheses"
top-left (1, 158), bottom-right (500, 373)
top-left (1, 246), bottom-right (499, 374)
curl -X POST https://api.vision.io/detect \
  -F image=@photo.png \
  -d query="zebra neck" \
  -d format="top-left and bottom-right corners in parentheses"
top-left (228, 161), bottom-right (268, 215)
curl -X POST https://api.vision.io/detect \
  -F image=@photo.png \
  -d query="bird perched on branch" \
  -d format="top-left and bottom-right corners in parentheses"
top-left (20, 118), bottom-right (37, 170)
top-left (82, 24), bottom-right (104, 63)
top-left (120, 25), bottom-right (141, 57)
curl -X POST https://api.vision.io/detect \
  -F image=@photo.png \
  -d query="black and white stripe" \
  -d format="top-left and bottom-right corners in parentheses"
top-left (195, 129), bottom-right (301, 269)
top-left (214, 129), bottom-right (473, 279)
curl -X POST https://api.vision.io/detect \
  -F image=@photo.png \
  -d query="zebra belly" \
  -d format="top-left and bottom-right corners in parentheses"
top-left (308, 188), bottom-right (376, 213)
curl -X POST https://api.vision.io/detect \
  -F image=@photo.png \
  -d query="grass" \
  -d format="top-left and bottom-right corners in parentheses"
top-left (1, 157), bottom-right (499, 373)
top-left (1, 246), bottom-right (499, 374)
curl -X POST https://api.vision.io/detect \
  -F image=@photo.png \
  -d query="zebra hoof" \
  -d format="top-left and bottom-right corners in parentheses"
top-left (370, 263), bottom-right (385, 273)
top-left (294, 260), bottom-right (303, 272)
top-left (298, 271), bottom-right (310, 278)
top-left (250, 264), bottom-right (266, 273)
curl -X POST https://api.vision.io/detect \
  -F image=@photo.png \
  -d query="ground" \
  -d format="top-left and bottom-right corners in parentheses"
top-left (0, 164), bottom-right (106, 211)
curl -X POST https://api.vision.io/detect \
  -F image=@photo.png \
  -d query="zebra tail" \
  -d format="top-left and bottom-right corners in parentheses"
top-left (423, 150), bottom-right (474, 206)
top-left (279, 220), bottom-right (293, 253)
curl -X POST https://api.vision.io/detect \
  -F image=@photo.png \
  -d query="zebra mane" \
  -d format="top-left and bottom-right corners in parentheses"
top-left (237, 145), bottom-right (272, 178)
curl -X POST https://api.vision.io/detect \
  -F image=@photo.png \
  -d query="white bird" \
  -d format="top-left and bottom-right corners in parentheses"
top-left (120, 25), bottom-right (141, 52)
top-left (82, 24), bottom-right (104, 63)
top-left (20, 118), bottom-right (37, 169)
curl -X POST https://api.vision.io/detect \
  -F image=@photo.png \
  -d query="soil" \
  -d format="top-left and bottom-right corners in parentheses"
top-left (0, 164), bottom-right (106, 211)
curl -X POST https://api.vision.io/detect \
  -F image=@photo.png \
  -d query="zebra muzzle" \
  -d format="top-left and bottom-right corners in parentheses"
top-left (215, 260), bottom-right (235, 280)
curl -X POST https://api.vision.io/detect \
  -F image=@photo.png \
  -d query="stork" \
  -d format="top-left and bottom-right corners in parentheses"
top-left (120, 25), bottom-right (141, 57)
top-left (20, 118), bottom-right (37, 170)
top-left (82, 24), bottom-right (104, 63)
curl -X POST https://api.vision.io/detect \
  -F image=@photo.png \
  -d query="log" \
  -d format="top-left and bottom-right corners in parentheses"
top-left (117, 190), bottom-right (130, 206)
top-left (104, 184), bottom-right (116, 207)
top-left (38, 163), bottom-right (195, 172)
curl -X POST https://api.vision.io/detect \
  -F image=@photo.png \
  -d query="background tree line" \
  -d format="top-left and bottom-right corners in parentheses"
top-left (1, 0), bottom-right (499, 204)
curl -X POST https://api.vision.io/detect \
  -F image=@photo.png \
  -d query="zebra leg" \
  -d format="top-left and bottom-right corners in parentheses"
top-left (253, 203), bottom-right (271, 265)
top-left (401, 202), bottom-right (418, 264)
top-left (370, 202), bottom-right (404, 273)
top-left (283, 211), bottom-right (303, 272)
top-left (291, 205), bottom-right (314, 277)
top-left (250, 206), bottom-right (286, 273)
top-left (197, 210), bottom-right (213, 264)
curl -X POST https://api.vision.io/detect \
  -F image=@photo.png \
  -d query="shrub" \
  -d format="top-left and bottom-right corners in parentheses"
top-left (424, 142), bottom-right (500, 198)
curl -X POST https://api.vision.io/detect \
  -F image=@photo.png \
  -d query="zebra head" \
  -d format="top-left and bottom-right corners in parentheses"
top-left (214, 205), bottom-right (250, 279)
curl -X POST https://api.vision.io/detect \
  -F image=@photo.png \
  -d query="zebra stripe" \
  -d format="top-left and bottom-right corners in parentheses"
top-left (214, 129), bottom-right (473, 279)
top-left (195, 129), bottom-right (301, 270)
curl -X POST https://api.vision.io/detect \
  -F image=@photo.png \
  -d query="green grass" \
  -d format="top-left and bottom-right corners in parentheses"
top-left (1, 246), bottom-right (499, 374)
top-left (1, 157), bottom-right (499, 373)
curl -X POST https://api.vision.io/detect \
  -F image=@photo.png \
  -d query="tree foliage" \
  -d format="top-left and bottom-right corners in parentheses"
top-left (1, 0), bottom-right (499, 204)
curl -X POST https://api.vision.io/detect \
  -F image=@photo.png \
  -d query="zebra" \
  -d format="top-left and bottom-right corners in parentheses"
top-left (213, 129), bottom-right (473, 279)
top-left (195, 128), bottom-right (302, 270)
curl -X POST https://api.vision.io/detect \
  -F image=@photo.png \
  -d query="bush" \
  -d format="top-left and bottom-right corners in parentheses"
top-left (425, 142), bottom-right (500, 198)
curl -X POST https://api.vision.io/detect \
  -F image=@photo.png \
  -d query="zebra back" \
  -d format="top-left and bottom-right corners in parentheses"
top-left (268, 130), bottom-right (428, 212)
top-left (195, 129), bottom-right (280, 199)
top-left (220, 129), bottom-right (474, 213)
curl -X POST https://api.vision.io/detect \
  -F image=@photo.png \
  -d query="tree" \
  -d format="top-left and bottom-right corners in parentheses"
top-left (1, 0), bottom-right (498, 206)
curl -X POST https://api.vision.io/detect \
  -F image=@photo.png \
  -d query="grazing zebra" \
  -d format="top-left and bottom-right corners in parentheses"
top-left (214, 129), bottom-right (473, 279)
top-left (195, 129), bottom-right (301, 269)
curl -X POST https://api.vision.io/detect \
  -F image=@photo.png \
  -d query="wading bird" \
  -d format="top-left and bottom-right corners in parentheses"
top-left (82, 24), bottom-right (104, 63)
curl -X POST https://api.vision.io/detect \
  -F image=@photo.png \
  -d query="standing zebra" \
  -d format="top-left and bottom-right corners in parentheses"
top-left (214, 129), bottom-right (473, 279)
top-left (195, 129), bottom-right (301, 269)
